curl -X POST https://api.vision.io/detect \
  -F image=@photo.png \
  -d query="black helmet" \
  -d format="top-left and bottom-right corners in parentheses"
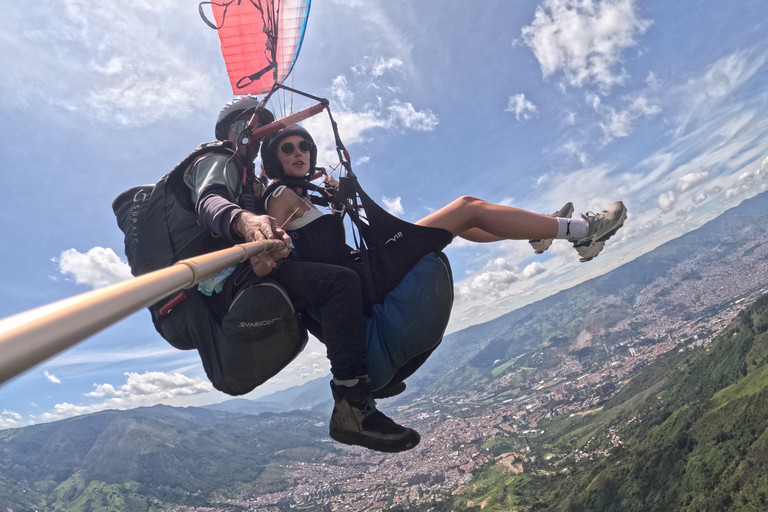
top-left (260, 125), bottom-right (318, 179)
top-left (215, 96), bottom-right (275, 141)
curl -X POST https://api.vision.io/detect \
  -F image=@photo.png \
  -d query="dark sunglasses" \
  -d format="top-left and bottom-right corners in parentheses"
top-left (279, 140), bottom-right (314, 154)
top-left (231, 119), bottom-right (250, 133)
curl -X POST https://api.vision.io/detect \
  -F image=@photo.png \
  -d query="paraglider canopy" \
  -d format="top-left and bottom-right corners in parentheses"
top-left (201, 0), bottom-right (311, 95)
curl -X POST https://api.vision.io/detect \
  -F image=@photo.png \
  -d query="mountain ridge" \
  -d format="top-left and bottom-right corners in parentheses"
top-left (2, 192), bottom-right (768, 511)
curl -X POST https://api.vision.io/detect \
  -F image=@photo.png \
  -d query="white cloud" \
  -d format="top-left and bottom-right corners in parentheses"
top-left (371, 57), bottom-right (404, 77)
top-left (38, 403), bottom-right (97, 422)
top-left (657, 191), bottom-right (677, 212)
top-left (87, 73), bottom-right (215, 127)
top-left (601, 108), bottom-right (633, 139)
top-left (0, 410), bottom-right (24, 429)
top-left (455, 257), bottom-right (547, 303)
top-left (725, 157), bottom-right (768, 199)
top-left (506, 93), bottom-right (538, 122)
top-left (44, 371), bottom-right (61, 384)
top-left (40, 371), bottom-right (214, 422)
top-left (587, 93), bottom-right (602, 110)
top-left (382, 196), bottom-right (404, 216)
top-left (86, 383), bottom-right (120, 398)
top-left (562, 141), bottom-right (591, 166)
top-left (1, 2), bottom-right (218, 126)
top-left (691, 186), bottom-right (723, 205)
top-left (600, 94), bottom-right (661, 142)
top-left (521, 0), bottom-right (652, 90)
top-left (58, 247), bottom-right (133, 289)
top-left (388, 101), bottom-right (439, 131)
top-left (331, 75), bottom-right (354, 108)
top-left (522, 262), bottom-right (547, 279)
top-left (676, 171), bottom-right (709, 192)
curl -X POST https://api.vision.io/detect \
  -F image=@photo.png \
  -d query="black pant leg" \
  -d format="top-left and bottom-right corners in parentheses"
top-left (273, 261), bottom-right (368, 380)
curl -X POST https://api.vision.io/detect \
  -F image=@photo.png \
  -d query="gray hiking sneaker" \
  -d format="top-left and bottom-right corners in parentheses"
top-left (329, 379), bottom-right (420, 453)
top-left (574, 240), bottom-right (605, 262)
top-left (571, 201), bottom-right (627, 262)
top-left (529, 202), bottom-right (575, 254)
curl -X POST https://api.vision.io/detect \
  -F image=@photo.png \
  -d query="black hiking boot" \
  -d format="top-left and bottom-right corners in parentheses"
top-left (329, 379), bottom-right (420, 453)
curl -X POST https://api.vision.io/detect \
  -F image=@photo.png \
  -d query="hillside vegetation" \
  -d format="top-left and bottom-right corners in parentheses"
top-left (424, 293), bottom-right (768, 512)
top-left (0, 407), bottom-right (328, 511)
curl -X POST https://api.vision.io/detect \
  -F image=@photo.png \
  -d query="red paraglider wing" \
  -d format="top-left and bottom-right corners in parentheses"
top-left (211, 0), bottom-right (310, 95)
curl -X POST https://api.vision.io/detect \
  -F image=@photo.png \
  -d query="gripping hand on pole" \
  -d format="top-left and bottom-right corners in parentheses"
top-left (235, 212), bottom-right (293, 276)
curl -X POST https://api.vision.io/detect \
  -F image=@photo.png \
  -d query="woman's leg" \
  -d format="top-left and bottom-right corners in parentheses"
top-left (273, 261), bottom-right (368, 380)
top-left (416, 196), bottom-right (559, 241)
top-left (272, 261), bottom-right (420, 453)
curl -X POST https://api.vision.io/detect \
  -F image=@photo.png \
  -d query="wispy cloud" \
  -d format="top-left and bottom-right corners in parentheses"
top-left (506, 93), bottom-right (539, 122)
top-left (599, 94), bottom-right (661, 142)
top-left (57, 247), bottom-right (132, 289)
top-left (675, 49), bottom-right (768, 137)
top-left (521, 0), bottom-right (651, 91)
top-left (562, 141), bottom-right (591, 166)
top-left (1, 1), bottom-right (219, 126)
top-left (44, 346), bottom-right (182, 367)
top-left (331, 75), bottom-right (354, 108)
top-left (353, 56), bottom-right (405, 78)
top-left (44, 371), bottom-right (61, 384)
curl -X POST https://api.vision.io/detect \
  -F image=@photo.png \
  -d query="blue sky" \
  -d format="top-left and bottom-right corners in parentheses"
top-left (1, 0), bottom-right (767, 428)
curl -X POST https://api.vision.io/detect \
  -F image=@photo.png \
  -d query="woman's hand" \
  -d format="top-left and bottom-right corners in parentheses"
top-left (324, 174), bottom-right (339, 189)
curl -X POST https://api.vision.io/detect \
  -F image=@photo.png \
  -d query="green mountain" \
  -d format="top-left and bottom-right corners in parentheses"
top-left (421, 291), bottom-right (768, 512)
top-left (0, 406), bottom-right (328, 511)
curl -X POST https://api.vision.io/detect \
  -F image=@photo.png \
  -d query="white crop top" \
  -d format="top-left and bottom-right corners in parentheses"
top-left (266, 185), bottom-right (325, 230)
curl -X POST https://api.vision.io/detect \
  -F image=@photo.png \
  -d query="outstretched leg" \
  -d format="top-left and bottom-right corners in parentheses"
top-left (415, 196), bottom-right (558, 241)
top-left (417, 196), bottom-right (628, 262)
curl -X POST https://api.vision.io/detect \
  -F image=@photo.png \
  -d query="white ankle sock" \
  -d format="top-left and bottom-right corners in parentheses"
top-left (556, 217), bottom-right (588, 240)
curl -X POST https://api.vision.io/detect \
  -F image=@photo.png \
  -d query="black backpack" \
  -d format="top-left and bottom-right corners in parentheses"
top-left (112, 142), bottom-right (307, 395)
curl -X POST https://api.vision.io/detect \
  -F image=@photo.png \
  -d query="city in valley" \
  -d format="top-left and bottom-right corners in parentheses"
top-left (170, 286), bottom-right (766, 512)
